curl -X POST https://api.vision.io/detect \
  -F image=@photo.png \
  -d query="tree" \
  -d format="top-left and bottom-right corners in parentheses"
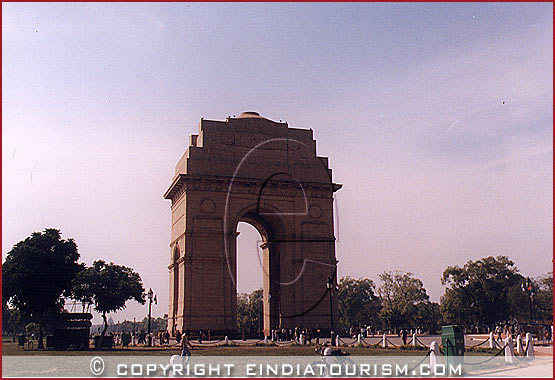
top-left (506, 281), bottom-right (530, 322)
top-left (70, 260), bottom-right (145, 336)
top-left (440, 256), bottom-right (523, 329)
top-left (2, 229), bottom-right (84, 348)
top-left (533, 272), bottom-right (553, 322)
top-left (2, 304), bottom-right (24, 337)
top-left (413, 301), bottom-right (443, 334)
top-left (337, 277), bottom-right (381, 333)
top-left (507, 273), bottom-right (554, 323)
top-left (138, 316), bottom-right (168, 334)
top-left (236, 289), bottom-right (263, 336)
top-left (377, 271), bottom-right (430, 331)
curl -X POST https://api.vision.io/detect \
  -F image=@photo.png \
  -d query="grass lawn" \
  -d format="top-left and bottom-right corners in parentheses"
top-left (1, 340), bottom-right (492, 357)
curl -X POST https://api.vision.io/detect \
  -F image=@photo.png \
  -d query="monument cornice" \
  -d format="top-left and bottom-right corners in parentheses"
top-left (164, 174), bottom-right (341, 202)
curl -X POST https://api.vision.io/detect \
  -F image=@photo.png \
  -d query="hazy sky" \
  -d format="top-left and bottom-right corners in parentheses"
top-left (3, 3), bottom-right (552, 325)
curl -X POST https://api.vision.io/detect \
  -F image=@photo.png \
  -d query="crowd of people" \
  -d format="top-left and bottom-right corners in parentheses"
top-left (100, 329), bottom-right (173, 348)
top-left (493, 323), bottom-right (552, 344)
top-left (270, 326), bottom-right (321, 343)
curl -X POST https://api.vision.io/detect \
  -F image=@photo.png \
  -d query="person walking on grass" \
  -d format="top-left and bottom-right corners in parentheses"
top-left (181, 332), bottom-right (193, 356)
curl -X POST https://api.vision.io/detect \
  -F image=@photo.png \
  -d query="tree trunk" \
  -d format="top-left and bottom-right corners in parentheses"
top-left (37, 320), bottom-right (45, 349)
top-left (102, 313), bottom-right (108, 336)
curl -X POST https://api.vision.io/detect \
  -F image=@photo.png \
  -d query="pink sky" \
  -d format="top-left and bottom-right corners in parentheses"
top-left (2, 3), bottom-right (552, 325)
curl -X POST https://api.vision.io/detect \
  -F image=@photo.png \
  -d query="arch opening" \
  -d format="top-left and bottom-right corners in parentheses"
top-left (236, 222), bottom-right (264, 295)
top-left (236, 222), bottom-right (264, 337)
top-left (234, 213), bottom-right (281, 337)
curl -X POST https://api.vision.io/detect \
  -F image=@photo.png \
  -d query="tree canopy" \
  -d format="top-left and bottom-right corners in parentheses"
top-left (70, 260), bottom-right (145, 335)
top-left (440, 255), bottom-right (523, 328)
top-left (2, 229), bottom-right (84, 316)
top-left (377, 271), bottom-right (430, 331)
top-left (237, 289), bottom-right (263, 335)
top-left (531, 272), bottom-right (553, 322)
top-left (337, 276), bottom-right (381, 332)
top-left (2, 229), bottom-right (84, 347)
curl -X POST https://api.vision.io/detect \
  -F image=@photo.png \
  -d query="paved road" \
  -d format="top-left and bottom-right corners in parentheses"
top-left (475, 357), bottom-right (553, 377)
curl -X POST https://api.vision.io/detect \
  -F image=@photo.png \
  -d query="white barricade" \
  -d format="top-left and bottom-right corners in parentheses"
top-left (526, 333), bottom-right (534, 357)
top-left (504, 335), bottom-right (515, 364)
top-left (516, 335), bottom-right (523, 355)
top-left (429, 341), bottom-right (442, 375)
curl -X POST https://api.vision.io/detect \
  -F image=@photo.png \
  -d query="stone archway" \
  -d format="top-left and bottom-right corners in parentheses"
top-left (164, 112), bottom-right (342, 336)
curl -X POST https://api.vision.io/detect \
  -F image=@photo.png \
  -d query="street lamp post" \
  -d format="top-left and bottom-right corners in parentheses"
top-left (522, 278), bottom-right (535, 322)
top-left (147, 288), bottom-right (154, 347)
top-left (326, 277), bottom-right (335, 346)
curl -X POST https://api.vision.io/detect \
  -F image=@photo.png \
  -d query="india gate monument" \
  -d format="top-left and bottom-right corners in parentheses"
top-left (164, 112), bottom-right (342, 336)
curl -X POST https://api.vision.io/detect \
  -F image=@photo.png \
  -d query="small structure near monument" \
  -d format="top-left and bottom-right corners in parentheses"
top-left (44, 313), bottom-right (93, 350)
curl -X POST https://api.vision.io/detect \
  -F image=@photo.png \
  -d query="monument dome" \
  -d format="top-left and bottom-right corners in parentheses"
top-left (236, 111), bottom-right (266, 119)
